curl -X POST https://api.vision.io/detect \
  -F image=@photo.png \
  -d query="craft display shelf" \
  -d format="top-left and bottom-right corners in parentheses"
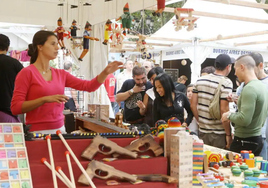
top-left (26, 137), bottom-right (176, 188)
top-left (75, 116), bottom-right (129, 133)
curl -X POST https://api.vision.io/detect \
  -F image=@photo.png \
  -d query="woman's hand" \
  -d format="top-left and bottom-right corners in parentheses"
top-left (43, 95), bottom-right (69, 104)
top-left (104, 61), bottom-right (123, 75)
top-left (98, 61), bottom-right (123, 83)
top-left (136, 100), bottom-right (146, 110)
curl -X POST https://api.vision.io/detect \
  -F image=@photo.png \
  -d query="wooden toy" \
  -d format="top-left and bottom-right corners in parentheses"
top-left (78, 160), bottom-right (137, 185)
top-left (41, 158), bottom-right (69, 187)
top-left (54, 17), bottom-right (65, 49)
top-left (240, 164), bottom-right (249, 171)
top-left (252, 169), bottom-right (261, 177)
top-left (113, 134), bottom-right (163, 158)
top-left (33, 131), bottom-right (143, 139)
top-left (56, 130), bottom-right (96, 188)
top-left (208, 153), bottom-right (220, 163)
top-left (136, 174), bottom-right (178, 183)
top-left (255, 156), bottom-right (263, 169)
top-left (241, 150), bottom-right (250, 159)
top-left (0, 123), bottom-right (33, 187)
top-left (196, 173), bottom-right (225, 188)
top-left (170, 132), bottom-right (193, 187)
top-left (45, 135), bottom-right (58, 188)
top-left (109, 23), bottom-right (124, 49)
top-left (78, 21), bottom-right (99, 61)
top-left (56, 166), bottom-right (74, 188)
top-left (81, 135), bottom-right (138, 160)
top-left (103, 19), bottom-right (112, 45)
top-left (65, 151), bottom-right (75, 188)
top-left (113, 134), bottom-right (164, 157)
top-left (231, 168), bottom-right (242, 177)
top-left (152, 0), bottom-right (165, 17)
top-left (114, 111), bottom-right (123, 127)
top-left (244, 170), bottom-right (253, 177)
top-left (192, 139), bottom-right (204, 185)
top-left (245, 158), bottom-right (255, 168)
top-left (116, 3), bottom-right (134, 35)
top-left (173, 8), bottom-right (198, 32)
top-left (69, 19), bottom-right (80, 37)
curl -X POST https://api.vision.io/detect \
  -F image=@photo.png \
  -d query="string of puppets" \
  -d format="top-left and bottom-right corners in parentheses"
top-left (54, 1), bottom-right (170, 61)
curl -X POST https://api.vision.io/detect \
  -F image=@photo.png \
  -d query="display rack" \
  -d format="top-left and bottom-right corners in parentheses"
top-left (0, 123), bottom-right (33, 188)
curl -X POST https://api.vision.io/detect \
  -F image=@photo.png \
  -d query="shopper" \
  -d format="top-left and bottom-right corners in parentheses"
top-left (0, 34), bottom-right (24, 122)
top-left (11, 30), bottom-right (123, 134)
top-left (153, 73), bottom-right (193, 125)
top-left (137, 67), bottom-right (164, 127)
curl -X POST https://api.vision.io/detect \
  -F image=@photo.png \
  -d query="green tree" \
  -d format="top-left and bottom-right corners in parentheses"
top-left (256, 0), bottom-right (268, 13)
top-left (131, 2), bottom-right (185, 36)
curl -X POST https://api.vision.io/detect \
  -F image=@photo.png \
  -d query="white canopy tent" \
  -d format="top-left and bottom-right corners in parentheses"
top-left (148, 0), bottom-right (268, 82)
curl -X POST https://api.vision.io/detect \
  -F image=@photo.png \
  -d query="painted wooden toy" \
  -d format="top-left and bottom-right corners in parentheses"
top-left (78, 21), bottom-right (99, 61)
top-left (116, 3), bottom-right (134, 35)
top-left (152, 0), bottom-right (166, 17)
top-left (54, 17), bottom-right (65, 49)
top-left (103, 19), bottom-right (112, 45)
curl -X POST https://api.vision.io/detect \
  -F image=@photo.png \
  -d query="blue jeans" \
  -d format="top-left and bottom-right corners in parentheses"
top-left (111, 102), bottom-right (119, 115)
top-left (260, 138), bottom-right (268, 160)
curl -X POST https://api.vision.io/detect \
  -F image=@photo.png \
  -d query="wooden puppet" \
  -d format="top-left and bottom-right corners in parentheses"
top-left (78, 21), bottom-right (99, 61)
top-left (54, 17), bottom-right (65, 49)
top-left (70, 19), bottom-right (80, 37)
top-left (110, 23), bottom-right (124, 49)
top-left (116, 3), bottom-right (134, 36)
top-left (174, 8), bottom-right (198, 31)
top-left (103, 19), bottom-right (112, 45)
top-left (152, 0), bottom-right (165, 17)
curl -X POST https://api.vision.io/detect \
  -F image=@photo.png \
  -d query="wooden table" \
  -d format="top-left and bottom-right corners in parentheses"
top-left (75, 116), bottom-right (130, 133)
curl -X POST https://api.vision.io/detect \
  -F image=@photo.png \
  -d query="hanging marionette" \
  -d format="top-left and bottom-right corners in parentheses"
top-left (54, 17), bottom-right (65, 49)
top-left (78, 21), bottom-right (99, 61)
top-left (103, 19), bottom-right (112, 45)
top-left (116, 3), bottom-right (134, 36)
top-left (70, 19), bottom-right (80, 37)
top-left (152, 0), bottom-right (165, 17)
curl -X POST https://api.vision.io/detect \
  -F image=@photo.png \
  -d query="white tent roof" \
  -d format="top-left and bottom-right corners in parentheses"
top-left (151, 0), bottom-right (268, 51)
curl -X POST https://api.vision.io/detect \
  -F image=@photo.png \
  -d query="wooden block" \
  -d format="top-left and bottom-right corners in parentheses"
top-left (164, 128), bottom-right (185, 158)
top-left (203, 154), bottom-right (208, 173)
top-left (170, 132), bottom-right (193, 188)
top-left (100, 105), bottom-right (109, 123)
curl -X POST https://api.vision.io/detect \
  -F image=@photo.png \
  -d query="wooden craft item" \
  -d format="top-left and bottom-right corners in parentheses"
top-left (203, 153), bottom-right (209, 173)
top-left (112, 134), bottom-right (163, 158)
top-left (81, 135), bottom-right (138, 160)
top-left (137, 174), bottom-right (178, 183)
top-left (78, 160), bottom-right (137, 185)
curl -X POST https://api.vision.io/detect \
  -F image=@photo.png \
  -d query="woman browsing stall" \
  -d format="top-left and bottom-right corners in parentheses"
top-left (11, 30), bottom-right (123, 134)
top-left (153, 73), bottom-right (193, 126)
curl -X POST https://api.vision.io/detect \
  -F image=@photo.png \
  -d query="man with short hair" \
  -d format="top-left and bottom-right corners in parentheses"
top-left (175, 75), bottom-right (188, 93)
top-left (201, 66), bottom-right (216, 76)
top-left (191, 54), bottom-right (233, 149)
top-left (142, 61), bottom-right (154, 75)
top-left (222, 55), bottom-right (268, 156)
top-left (116, 66), bottom-right (152, 124)
top-left (0, 34), bottom-right (24, 122)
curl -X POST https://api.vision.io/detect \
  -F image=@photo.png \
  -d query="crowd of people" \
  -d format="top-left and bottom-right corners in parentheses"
top-left (1, 31), bottom-right (268, 159)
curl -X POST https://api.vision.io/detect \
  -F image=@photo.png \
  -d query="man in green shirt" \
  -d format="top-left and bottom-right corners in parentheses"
top-left (222, 55), bottom-right (268, 156)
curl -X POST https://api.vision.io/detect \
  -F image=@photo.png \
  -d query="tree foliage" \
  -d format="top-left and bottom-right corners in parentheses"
top-left (130, 2), bottom-right (185, 36)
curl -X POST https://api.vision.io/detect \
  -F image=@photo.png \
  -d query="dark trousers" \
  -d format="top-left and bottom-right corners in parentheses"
top-left (64, 98), bottom-right (77, 112)
top-left (230, 135), bottom-right (263, 156)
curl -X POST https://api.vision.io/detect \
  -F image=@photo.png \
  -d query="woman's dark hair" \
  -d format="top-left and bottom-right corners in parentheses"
top-left (28, 30), bottom-right (57, 64)
top-left (154, 73), bottom-right (175, 105)
top-left (147, 67), bottom-right (164, 80)
top-left (147, 68), bottom-right (156, 80)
